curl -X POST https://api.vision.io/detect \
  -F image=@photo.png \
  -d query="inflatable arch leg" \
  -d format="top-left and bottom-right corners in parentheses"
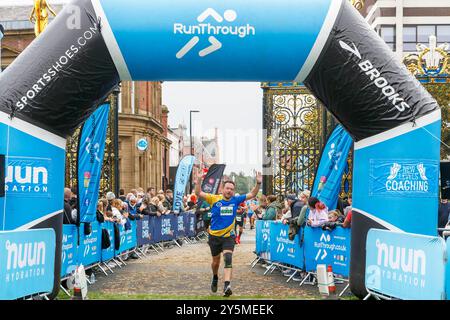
top-left (0, 0), bottom-right (440, 298)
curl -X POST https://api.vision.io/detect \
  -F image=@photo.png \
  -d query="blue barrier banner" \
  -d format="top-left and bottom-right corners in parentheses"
top-left (269, 222), bottom-right (303, 269)
top-left (175, 214), bottom-right (185, 238)
top-left (77, 221), bottom-right (101, 267)
top-left (311, 125), bottom-right (353, 210)
top-left (158, 215), bottom-right (176, 242)
top-left (173, 155), bottom-right (195, 213)
top-left (61, 225), bottom-right (78, 278)
top-left (137, 216), bottom-right (155, 246)
top-left (188, 212), bottom-right (196, 237)
top-left (366, 229), bottom-right (446, 300)
top-left (153, 216), bottom-right (162, 243)
top-left (304, 226), bottom-right (351, 277)
top-left (77, 103), bottom-right (110, 223)
top-left (0, 229), bottom-right (55, 300)
top-left (255, 220), bottom-right (271, 260)
top-left (101, 222), bottom-right (115, 262)
top-left (116, 220), bottom-right (137, 255)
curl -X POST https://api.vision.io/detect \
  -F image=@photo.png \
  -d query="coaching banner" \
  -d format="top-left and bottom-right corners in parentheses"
top-left (77, 103), bottom-right (110, 224)
top-left (304, 226), bottom-right (351, 277)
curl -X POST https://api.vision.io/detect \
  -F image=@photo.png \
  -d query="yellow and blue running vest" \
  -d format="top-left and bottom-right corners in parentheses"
top-left (204, 194), bottom-right (247, 238)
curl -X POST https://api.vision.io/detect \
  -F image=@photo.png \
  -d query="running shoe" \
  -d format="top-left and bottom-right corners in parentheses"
top-left (211, 278), bottom-right (218, 293)
top-left (223, 284), bottom-right (233, 297)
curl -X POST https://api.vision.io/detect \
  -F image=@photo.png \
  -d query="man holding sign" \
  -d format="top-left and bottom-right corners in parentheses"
top-left (195, 170), bottom-right (262, 297)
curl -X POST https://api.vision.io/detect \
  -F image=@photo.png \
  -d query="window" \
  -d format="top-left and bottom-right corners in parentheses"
top-left (403, 25), bottom-right (450, 53)
top-left (380, 25), bottom-right (396, 51)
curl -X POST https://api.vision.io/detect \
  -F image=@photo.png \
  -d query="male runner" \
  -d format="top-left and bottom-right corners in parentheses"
top-left (195, 171), bottom-right (262, 297)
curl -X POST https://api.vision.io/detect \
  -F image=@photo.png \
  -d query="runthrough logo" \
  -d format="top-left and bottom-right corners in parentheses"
top-left (174, 8), bottom-right (256, 59)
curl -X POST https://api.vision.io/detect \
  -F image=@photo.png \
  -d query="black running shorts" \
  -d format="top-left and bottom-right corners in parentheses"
top-left (208, 234), bottom-right (235, 257)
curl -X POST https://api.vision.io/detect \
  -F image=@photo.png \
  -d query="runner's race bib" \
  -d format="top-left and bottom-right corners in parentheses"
top-left (236, 215), bottom-right (242, 222)
top-left (220, 206), bottom-right (233, 216)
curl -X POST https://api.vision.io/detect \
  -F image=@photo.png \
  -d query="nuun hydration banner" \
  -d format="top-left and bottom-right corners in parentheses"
top-left (311, 125), bottom-right (353, 210)
top-left (304, 227), bottom-right (351, 277)
top-left (173, 155), bottom-right (196, 213)
top-left (0, 229), bottom-right (55, 300)
top-left (78, 103), bottom-right (110, 224)
top-left (366, 229), bottom-right (446, 300)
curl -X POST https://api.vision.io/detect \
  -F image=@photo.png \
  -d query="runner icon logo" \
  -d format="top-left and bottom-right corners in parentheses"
top-left (174, 8), bottom-right (256, 59)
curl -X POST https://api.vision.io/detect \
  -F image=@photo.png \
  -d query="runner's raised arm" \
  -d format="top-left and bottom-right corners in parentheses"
top-left (246, 172), bottom-right (262, 201)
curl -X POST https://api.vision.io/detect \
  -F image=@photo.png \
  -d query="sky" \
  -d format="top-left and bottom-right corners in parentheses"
top-left (162, 82), bottom-right (263, 176)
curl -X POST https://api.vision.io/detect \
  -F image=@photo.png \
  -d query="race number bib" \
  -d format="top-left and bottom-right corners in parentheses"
top-left (220, 206), bottom-right (233, 216)
top-left (236, 215), bottom-right (242, 222)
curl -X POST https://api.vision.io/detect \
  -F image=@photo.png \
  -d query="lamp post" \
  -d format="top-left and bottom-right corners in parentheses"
top-left (113, 84), bottom-right (121, 196)
top-left (189, 110), bottom-right (200, 193)
top-left (0, 24), bottom-right (4, 73)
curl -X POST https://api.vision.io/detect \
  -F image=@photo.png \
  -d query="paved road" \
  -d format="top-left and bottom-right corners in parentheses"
top-left (87, 225), bottom-right (350, 299)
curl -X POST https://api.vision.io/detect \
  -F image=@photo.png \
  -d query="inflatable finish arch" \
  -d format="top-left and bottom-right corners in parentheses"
top-left (0, 0), bottom-right (441, 297)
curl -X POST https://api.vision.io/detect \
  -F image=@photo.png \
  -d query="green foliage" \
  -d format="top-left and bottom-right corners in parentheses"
top-left (228, 172), bottom-right (256, 195)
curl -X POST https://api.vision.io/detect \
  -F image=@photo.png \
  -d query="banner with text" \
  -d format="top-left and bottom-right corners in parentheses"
top-left (137, 216), bottom-right (155, 246)
top-left (61, 225), bottom-right (78, 278)
top-left (304, 226), bottom-right (351, 277)
top-left (366, 229), bottom-right (446, 300)
top-left (77, 103), bottom-right (110, 223)
top-left (101, 221), bottom-right (116, 262)
top-left (0, 229), bottom-right (55, 300)
top-left (173, 155), bottom-right (196, 213)
top-left (256, 220), bottom-right (272, 261)
top-left (78, 221), bottom-right (102, 266)
top-left (311, 125), bottom-right (353, 210)
top-left (269, 222), bottom-right (304, 269)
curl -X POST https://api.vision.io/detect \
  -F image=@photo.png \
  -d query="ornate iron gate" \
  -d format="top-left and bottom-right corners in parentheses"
top-left (262, 82), bottom-right (353, 197)
top-left (65, 94), bottom-right (118, 198)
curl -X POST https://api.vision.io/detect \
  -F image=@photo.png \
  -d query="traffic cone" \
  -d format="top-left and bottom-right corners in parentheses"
top-left (327, 265), bottom-right (336, 294)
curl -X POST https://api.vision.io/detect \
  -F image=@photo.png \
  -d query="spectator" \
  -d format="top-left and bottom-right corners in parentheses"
top-left (342, 210), bottom-right (352, 228)
top-left (321, 210), bottom-right (343, 231)
top-left (111, 199), bottom-right (127, 225)
top-left (119, 189), bottom-right (127, 202)
top-left (344, 196), bottom-right (352, 217)
top-left (138, 195), bottom-right (160, 217)
top-left (262, 195), bottom-right (280, 221)
top-left (157, 194), bottom-right (171, 213)
top-left (69, 187), bottom-right (78, 209)
top-left (282, 194), bottom-right (304, 225)
top-left (306, 197), bottom-right (328, 227)
top-left (295, 190), bottom-right (311, 227)
top-left (96, 200), bottom-right (105, 223)
top-left (198, 200), bottom-right (212, 230)
top-left (130, 189), bottom-right (138, 197)
top-left (147, 187), bottom-right (156, 198)
top-left (63, 188), bottom-right (76, 224)
top-left (254, 195), bottom-right (267, 220)
top-left (165, 189), bottom-right (174, 208)
top-left (438, 199), bottom-right (450, 235)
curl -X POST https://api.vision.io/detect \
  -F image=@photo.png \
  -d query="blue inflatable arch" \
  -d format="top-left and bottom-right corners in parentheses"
top-left (0, 0), bottom-right (441, 298)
